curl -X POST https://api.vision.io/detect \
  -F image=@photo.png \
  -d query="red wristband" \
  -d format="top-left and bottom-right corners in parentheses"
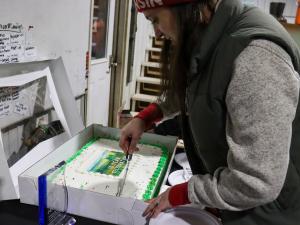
top-left (134, 103), bottom-right (163, 129)
top-left (169, 182), bottom-right (190, 207)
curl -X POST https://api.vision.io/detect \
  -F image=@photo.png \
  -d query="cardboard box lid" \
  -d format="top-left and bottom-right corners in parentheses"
top-left (0, 58), bottom-right (84, 200)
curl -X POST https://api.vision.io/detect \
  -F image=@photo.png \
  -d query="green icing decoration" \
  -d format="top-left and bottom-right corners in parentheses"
top-left (153, 172), bottom-right (158, 178)
top-left (65, 137), bottom-right (99, 164)
top-left (147, 184), bottom-right (154, 190)
top-left (150, 177), bottom-right (157, 183)
top-left (141, 145), bottom-right (169, 201)
top-left (143, 194), bottom-right (151, 201)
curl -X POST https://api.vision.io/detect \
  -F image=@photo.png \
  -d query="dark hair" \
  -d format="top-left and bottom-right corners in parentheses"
top-left (158, 1), bottom-right (215, 110)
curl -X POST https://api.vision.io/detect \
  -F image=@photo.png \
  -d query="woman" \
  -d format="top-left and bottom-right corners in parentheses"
top-left (119, 0), bottom-right (300, 224)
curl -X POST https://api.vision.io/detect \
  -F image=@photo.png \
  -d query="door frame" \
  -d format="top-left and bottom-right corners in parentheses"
top-left (108, 0), bottom-right (134, 127)
top-left (86, 0), bottom-right (116, 126)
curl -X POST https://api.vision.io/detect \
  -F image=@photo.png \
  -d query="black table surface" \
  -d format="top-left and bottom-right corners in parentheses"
top-left (0, 200), bottom-right (114, 225)
top-left (0, 148), bottom-right (184, 225)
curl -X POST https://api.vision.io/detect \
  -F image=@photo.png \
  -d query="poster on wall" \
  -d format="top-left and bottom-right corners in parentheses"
top-left (0, 23), bottom-right (37, 64)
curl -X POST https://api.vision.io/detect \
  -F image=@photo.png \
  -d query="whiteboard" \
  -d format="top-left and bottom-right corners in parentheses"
top-left (0, 0), bottom-right (92, 97)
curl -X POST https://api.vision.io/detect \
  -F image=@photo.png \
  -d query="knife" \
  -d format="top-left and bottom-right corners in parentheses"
top-left (117, 136), bottom-right (133, 197)
top-left (117, 152), bottom-right (132, 197)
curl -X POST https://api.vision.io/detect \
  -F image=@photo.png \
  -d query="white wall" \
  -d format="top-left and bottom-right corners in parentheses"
top-left (242, 0), bottom-right (298, 23)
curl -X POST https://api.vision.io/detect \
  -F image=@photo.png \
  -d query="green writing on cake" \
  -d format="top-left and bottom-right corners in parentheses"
top-left (89, 150), bottom-right (126, 176)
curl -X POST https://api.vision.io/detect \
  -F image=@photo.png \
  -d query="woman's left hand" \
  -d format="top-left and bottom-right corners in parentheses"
top-left (142, 188), bottom-right (172, 219)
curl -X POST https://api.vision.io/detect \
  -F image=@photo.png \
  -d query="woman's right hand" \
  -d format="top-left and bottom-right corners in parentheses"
top-left (119, 117), bottom-right (146, 154)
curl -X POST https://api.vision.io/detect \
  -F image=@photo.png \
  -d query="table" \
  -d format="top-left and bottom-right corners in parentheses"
top-left (0, 200), bottom-right (114, 225)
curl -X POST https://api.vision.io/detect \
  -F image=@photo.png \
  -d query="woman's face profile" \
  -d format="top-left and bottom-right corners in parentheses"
top-left (143, 7), bottom-right (177, 44)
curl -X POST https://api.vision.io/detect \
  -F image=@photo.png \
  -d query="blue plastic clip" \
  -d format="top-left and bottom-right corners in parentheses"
top-left (38, 175), bottom-right (47, 225)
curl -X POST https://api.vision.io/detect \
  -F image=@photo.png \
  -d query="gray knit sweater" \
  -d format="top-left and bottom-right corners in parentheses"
top-left (185, 39), bottom-right (300, 210)
top-left (158, 39), bottom-right (300, 210)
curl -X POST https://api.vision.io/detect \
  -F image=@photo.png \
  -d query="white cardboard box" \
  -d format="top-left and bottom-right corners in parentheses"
top-left (19, 124), bottom-right (177, 224)
top-left (0, 58), bottom-right (84, 200)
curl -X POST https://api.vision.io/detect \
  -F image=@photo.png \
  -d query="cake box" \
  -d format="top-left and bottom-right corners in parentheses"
top-left (0, 58), bottom-right (84, 201)
top-left (18, 124), bottom-right (178, 224)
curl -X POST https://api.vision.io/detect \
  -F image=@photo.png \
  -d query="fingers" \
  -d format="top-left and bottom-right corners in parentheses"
top-left (142, 198), bottom-right (159, 218)
top-left (152, 205), bottom-right (163, 218)
top-left (143, 198), bottom-right (165, 219)
top-left (119, 132), bottom-right (139, 154)
top-left (119, 131), bottom-right (128, 152)
top-left (119, 118), bottom-right (145, 153)
top-left (128, 136), bottom-right (139, 154)
top-left (142, 189), bottom-right (173, 219)
top-left (145, 198), bottom-right (156, 204)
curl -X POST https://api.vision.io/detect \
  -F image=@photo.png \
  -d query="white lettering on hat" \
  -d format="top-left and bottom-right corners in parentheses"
top-left (145, 0), bottom-right (151, 7)
top-left (135, 0), bottom-right (163, 10)
top-left (151, 0), bottom-right (164, 7)
top-left (134, 0), bottom-right (145, 10)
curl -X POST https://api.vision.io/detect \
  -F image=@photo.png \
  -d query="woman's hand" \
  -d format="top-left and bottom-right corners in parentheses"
top-left (119, 118), bottom-right (146, 154)
top-left (142, 188), bottom-right (172, 219)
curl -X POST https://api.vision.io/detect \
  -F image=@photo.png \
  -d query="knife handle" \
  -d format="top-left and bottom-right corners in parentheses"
top-left (126, 152), bottom-right (132, 161)
top-left (126, 136), bottom-right (133, 161)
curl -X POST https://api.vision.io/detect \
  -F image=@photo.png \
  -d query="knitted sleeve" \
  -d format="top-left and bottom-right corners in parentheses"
top-left (135, 103), bottom-right (163, 129)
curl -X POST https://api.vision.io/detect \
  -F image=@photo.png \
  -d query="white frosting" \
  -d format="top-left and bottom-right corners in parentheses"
top-left (50, 138), bottom-right (165, 199)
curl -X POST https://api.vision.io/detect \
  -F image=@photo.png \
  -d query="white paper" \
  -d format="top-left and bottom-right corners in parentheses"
top-left (0, 23), bottom-right (36, 63)
top-left (0, 33), bottom-right (11, 64)
top-left (0, 102), bottom-right (11, 118)
top-left (24, 46), bottom-right (36, 58)
top-left (13, 102), bottom-right (28, 115)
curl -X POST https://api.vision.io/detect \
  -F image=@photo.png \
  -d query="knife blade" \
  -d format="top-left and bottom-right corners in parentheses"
top-left (117, 152), bottom-right (132, 197)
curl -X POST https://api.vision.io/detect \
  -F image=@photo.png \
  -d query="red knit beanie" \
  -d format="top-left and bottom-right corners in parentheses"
top-left (134, 0), bottom-right (198, 12)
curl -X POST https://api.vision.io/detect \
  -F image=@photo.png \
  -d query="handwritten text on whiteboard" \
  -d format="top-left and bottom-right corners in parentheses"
top-left (0, 23), bottom-right (36, 64)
